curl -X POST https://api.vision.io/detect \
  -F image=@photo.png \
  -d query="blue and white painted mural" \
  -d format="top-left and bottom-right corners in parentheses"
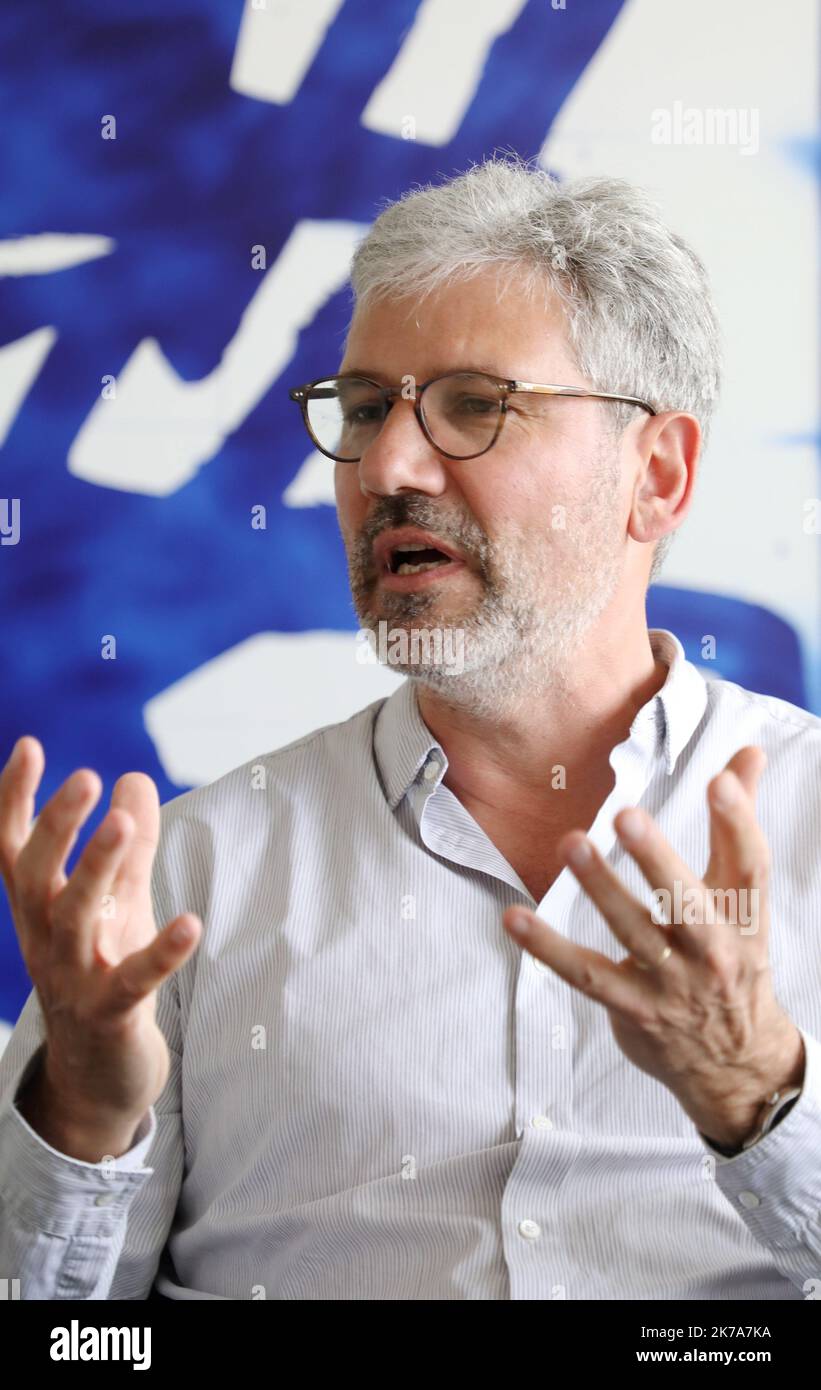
top-left (0, 0), bottom-right (817, 1028)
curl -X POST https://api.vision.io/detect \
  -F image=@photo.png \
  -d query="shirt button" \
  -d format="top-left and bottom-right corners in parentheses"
top-left (532, 1114), bottom-right (553, 1130)
top-left (531, 955), bottom-right (550, 974)
top-left (94, 1193), bottom-right (116, 1206)
top-left (738, 1191), bottom-right (761, 1209)
top-left (518, 1219), bottom-right (542, 1241)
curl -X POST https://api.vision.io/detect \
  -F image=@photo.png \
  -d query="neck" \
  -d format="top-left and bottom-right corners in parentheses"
top-left (415, 611), bottom-right (667, 816)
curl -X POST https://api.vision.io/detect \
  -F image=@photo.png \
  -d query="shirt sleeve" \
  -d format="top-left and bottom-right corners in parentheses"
top-left (0, 968), bottom-right (185, 1300)
top-left (700, 1025), bottom-right (821, 1296)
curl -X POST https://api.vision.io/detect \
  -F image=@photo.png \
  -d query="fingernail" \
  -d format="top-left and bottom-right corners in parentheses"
top-left (65, 772), bottom-right (94, 804)
top-left (712, 774), bottom-right (740, 809)
top-left (508, 912), bottom-right (532, 936)
top-left (97, 817), bottom-right (120, 848)
top-left (618, 809), bottom-right (645, 841)
top-left (170, 919), bottom-right (196, 945)
top-left (566, 837), bottom-right (592, 867)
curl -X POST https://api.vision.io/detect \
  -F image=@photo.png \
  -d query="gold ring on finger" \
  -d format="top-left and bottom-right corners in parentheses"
top-left (632, 943), bottom-right (673, 971)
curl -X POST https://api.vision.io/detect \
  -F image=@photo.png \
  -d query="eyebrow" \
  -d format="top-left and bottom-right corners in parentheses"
top-left (339, 363), bottom-right (512, 382)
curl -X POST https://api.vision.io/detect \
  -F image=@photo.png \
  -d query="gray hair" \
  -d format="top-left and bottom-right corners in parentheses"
top-left (347, 153), bottom-right (722, 585)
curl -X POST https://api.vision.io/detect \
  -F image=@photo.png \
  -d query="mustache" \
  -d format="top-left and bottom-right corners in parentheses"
top-left (355, 500), bottom-right (489, 568)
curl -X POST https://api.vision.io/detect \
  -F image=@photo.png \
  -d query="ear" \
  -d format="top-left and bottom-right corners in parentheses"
top-left (627, 411), bottom-right (701, 548)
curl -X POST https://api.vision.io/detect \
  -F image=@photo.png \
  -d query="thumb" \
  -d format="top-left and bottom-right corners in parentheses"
top-left (108, 913), bottom-right (202, 1010)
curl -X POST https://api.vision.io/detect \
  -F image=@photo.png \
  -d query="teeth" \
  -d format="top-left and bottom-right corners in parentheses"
top-left (387, 540), bottom-right (452, 576)
top-left (396, 560), bottom-right (447, 575)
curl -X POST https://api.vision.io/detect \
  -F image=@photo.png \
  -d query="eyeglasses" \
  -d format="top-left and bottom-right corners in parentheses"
top-left (288, 370), bottom-right (657, 463)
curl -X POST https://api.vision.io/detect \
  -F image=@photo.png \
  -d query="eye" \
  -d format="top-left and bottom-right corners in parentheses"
top-left (342, 403), bottom-right (382, 425)
top-left (455, 395), bottom-right (497, 415)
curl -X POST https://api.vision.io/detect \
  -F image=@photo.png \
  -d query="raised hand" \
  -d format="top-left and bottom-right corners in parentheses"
top-left (0, 736), bottom-right (201, 1160)
top-left (503, 746), bottom-right (805, 1150)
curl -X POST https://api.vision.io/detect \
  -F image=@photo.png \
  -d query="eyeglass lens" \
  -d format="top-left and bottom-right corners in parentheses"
top-left (304, 373), bottom-right (502, 460)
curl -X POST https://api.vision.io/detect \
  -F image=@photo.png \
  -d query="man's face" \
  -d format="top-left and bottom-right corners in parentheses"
top-left (335, 266), bottom-right (633, 712)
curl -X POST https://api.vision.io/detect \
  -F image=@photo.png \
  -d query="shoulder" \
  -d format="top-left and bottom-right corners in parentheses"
top-left (156, 695), bottom-right (387, 830)
top-left (148, 696), bottom-right (388, 926)
top-left (702, 672), bottom-right (821, 735)
top-left (699, 672), bottom-right (821, 772)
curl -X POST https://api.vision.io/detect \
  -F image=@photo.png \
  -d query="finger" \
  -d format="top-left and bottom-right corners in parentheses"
top-left (108, 773), bottom-right (160, 910)
top-left (50, 809), bottom-right (137, 967)
top-left (555, 830), bottom-right (679, 969)
top-left (612, 807), bottom-right (714, 954)
top-left (728, 745), bottom-right (767, 799)
top-left (12, 768), bottom-right (102, 922)
top-left (105, 913), bottom-right (202, 1012)
top-left (705, 746), bottom-right (765, 882)
top-left (704, 754), bottom-right (770, 940)
top-left (503, 907), bottom-right (643, 1014)
top-left (0, 736), bottom-right (46, 882)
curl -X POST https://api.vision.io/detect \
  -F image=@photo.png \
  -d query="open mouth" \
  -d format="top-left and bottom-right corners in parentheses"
top-left (388, 544), bottom-right (454, 575)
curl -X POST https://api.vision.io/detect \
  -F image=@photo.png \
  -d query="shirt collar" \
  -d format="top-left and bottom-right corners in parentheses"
top-left (650, 627), bottom-right (709, 773)
top-left (372, 627), bottom-right (708, 811)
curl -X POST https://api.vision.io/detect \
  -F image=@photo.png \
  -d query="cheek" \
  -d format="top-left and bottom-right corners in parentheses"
top-left (477, 451), bottom-right (567, 518)
top-left (334, 467), bottom-right (364, 531)
top-left (333, 462), bottom-right (348, 504)
top-left (499, 413), bottom-right (591, 492)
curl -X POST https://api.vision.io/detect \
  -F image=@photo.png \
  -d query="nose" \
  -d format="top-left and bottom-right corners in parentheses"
top-left (355, 396), bottom-right (449, 499)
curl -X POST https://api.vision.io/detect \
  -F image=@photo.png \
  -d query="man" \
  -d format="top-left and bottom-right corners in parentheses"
top-left (0, 155), bottom-right (819, 1300)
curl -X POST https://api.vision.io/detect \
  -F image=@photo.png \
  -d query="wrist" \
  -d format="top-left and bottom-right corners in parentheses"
top-left (703, 1085), bottom-right (802, 1157)
top-left (695, 1024), bottom-right (805, 1151)
top-left (17, 1057), bottom-right (148, 1163)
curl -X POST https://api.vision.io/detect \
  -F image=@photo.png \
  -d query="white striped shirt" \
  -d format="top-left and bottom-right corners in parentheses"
top-left (1, 628), bottom-right (821, 1300)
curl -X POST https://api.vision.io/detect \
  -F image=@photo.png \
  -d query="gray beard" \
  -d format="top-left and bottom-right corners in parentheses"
top-left (346, 457), bottom-right (623, 724)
